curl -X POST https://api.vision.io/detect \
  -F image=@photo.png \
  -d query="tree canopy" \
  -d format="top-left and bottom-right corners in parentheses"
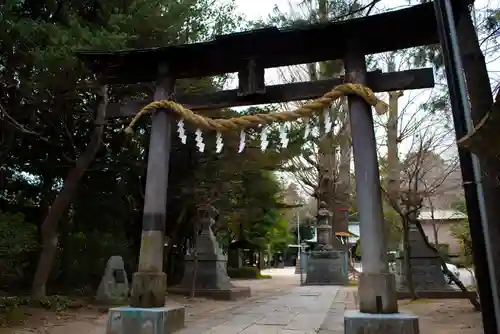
top-left (0, 0), bottom-right (296, 296)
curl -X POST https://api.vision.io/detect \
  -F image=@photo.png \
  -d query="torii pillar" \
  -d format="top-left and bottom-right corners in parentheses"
top-left (343, 50), bottom-right (419, 334)
top-left (106, 64), bottom-right (186, 334)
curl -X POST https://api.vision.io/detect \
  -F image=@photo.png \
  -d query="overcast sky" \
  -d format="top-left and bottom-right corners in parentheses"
top-left (235, 0), bottom-right (497, 23)
top-left (225, 0), bottom-right (499, 194)
top-left (228, 0), bottom-right (499, 151)
top-left (232, 0), bottom-right (499, 86)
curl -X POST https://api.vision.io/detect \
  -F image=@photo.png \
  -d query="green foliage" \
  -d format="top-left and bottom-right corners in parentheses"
top-left (0, 212), bottom-right (38, 288)
top-left (292, 224), bottom-right (316, 242)
top-left (450, 200), bottom-right (472, 267)
top-left (450, 220), bottom-right (473, 266)
top-left (219, 170), bottom-right (294, 253)
top-left (59, 231), bottom-right (133, 289)
top-left (267, 212), bottom-right (294, 253)
top-left (0, 0), bottom-right (251, 296)
top-left (226, 266), bottom-right (270, 279)
top-left (352, 207), bottom-right (402, 259)
top-left (0, 0), bottom-right (307, 300)
top-left (452, 200), bottom-right (467, 214)
top-left (383, 208), bottom-right (403, 250)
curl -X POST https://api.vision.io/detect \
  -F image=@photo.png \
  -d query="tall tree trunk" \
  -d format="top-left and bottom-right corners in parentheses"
top-left (386, 58), bottom-right (403, 202)
top-left (432, 224), bottom-right (439, 245)
top-left (317, 137), bottom-right (337, 224)
top-left (31, 86), bottom-right (108, 298)
top-left (311, 0), bottom-right (341, 237)
top-left (430, 205), bottom-right (439, 244)
top-left (335, 100), bottom-right (351, 234)
top-left (37, 175), bottom-right (54, 239)
top-left (306, 0), bottom-right (353, 240)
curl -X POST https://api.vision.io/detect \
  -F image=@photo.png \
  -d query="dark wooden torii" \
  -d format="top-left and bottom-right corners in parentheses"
top-left (77, 1), bottom-right (495, 333)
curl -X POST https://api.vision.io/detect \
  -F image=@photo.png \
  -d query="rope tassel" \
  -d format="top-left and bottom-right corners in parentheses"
top-left (238, 130), bottom-right (246, 153)
top-left (195, 128), bottom-right (205, 152)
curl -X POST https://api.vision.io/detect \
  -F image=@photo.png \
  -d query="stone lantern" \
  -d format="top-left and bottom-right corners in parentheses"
top-left (304, 201), bottom-right (348, 285)
top-left (316, 201), bottom-right (333, 248)
top-left (169, 204), bottom-right (251, 299)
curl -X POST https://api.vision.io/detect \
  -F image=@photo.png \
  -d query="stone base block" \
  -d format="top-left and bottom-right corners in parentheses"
top-left (106, 305), bottom-right (185, 334)
top-left (304, 250), bottom-right (349, 285)
top-left (130, 271), bottom-right (167, 308)
top-left (344, 310), bottom-right (419, 334)
top-left (358, 272), bottom-right (398, 313)
top-left (168, 286), bottom-right (251, 300)
top-left (396, 257), bottom-right (451, 291)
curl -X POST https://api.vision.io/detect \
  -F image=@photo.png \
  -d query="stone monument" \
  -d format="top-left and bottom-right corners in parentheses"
top-left (395, 191), bottom-right (451, 292)
top-left (396, 224), bottom-right (451, 291)
top-left (169, 205), bottom-right (251, 300)
top-left (304, 202), bottom-right (348, 285)
top-left (96, 256), bottom-right (130, 304)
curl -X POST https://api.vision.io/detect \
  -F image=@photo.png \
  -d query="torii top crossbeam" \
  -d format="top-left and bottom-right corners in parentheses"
top-left (76, 1), bottom-right (472, 85)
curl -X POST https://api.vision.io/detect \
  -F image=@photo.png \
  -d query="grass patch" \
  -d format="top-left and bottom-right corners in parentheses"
top-left (0, 307), bottom-right (26, 327)
top-left (0, 295), bottom-right (78, 327)
top-left (399, 298), bottom-right (432, 306)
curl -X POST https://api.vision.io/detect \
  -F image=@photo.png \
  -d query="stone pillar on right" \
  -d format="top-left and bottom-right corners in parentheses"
top-left (343, 50), bottom-right (419, 334)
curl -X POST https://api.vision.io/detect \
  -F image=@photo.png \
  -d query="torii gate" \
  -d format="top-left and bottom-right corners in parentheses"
top-left (77, 0), bottom-right (498, 333)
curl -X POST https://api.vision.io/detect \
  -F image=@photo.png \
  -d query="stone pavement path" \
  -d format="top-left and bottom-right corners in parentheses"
top-left (5, 268), bottom-right (357, 334)
top-left (177, 285), bottom-right (356, 334)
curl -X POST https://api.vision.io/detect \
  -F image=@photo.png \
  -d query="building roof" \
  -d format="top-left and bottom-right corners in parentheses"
top-left (418, 210), bottom-right (467, 221)
top-left (336, 231), bottom-right (358, 237)
top-left (77, 1), bottom-right (470, 84)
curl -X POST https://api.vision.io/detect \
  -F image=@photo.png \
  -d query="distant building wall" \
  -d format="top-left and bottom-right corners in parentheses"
top-left (348, 222), bottom-right (360, 245)
top-left (419, 218), bottom-right (464, 257)
top-left (350, 214), bottom-right (464, 257)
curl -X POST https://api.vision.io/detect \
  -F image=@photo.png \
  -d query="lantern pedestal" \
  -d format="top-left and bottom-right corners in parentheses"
top-left (304, 249), bottom-right (349, 285)
top-left (304, 219), bottom-right (349, 285)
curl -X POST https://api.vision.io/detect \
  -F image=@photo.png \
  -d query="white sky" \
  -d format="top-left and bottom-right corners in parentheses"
top-left (229, 0), bottom-right (499, 155)
top-left (232, 0), bottom-right (499, 93)
top-left (228, 0), bottom-right (499, 194)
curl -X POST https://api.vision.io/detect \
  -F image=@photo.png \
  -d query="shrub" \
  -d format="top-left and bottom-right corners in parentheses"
top-left (227, 266), bottom-right (270, 279)
top-left (450, 257), bottom-right (467, 268)
top-left (59, 231), bottom-right (133, 289)
top-left (0, 211), bottom-right (39, 288)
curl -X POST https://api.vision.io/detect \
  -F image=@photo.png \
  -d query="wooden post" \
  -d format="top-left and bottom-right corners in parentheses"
top-left (130, 64), bottom-right (175, 308)
top-left (344, 51), bottom-right (398, 314)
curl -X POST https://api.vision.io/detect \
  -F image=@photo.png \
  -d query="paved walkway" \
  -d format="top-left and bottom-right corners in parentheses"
top-left (6, 268), bottom-right (357, 334)
top-left (177, 285), bottom-right (356, 334)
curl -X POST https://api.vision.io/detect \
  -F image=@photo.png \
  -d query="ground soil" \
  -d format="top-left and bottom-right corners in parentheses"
top-left (399, 299), bottom-right (482, 334)
top-left (0, 274), bottom-right (298, 334)
top-left (0, 270), bottom-right (483, 334)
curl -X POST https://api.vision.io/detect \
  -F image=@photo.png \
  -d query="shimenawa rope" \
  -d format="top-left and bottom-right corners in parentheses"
top-left (124, 83), bottom-right (387, 135)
